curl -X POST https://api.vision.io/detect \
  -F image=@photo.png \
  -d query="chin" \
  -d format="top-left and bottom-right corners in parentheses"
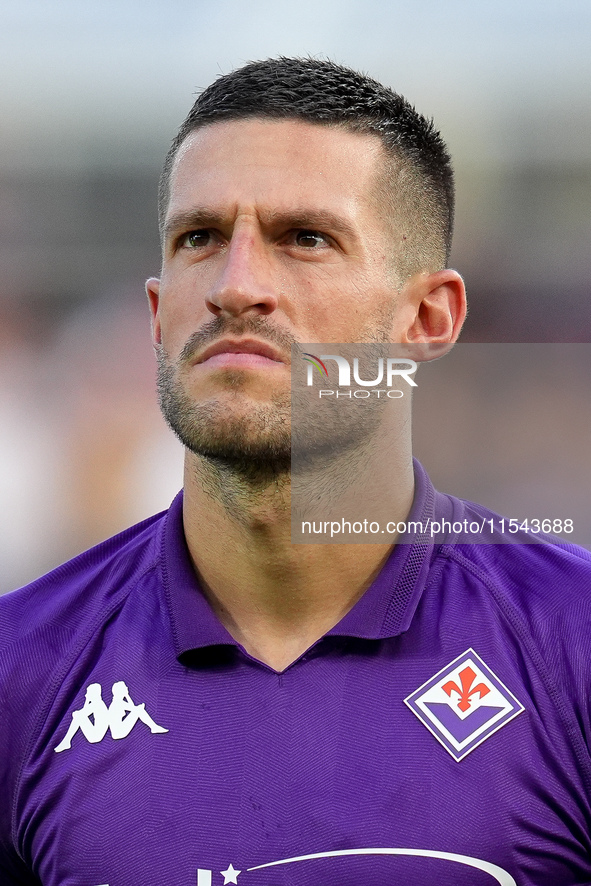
top-left (157, 355), bottom-right (291, 475)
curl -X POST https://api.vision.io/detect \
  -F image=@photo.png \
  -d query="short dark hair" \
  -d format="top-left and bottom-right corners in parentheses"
top-left (159, 57), bottom-right (454, 277)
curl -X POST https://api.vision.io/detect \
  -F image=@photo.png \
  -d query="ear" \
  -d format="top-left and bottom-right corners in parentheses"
top-left (145, 277), bottom-right (162, 346)
top-left (401, 269), bottom-right (467, 360)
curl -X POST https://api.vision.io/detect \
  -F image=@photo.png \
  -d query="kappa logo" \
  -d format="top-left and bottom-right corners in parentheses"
top-left (404, 649), bottom-right (524, 761)
top-left (54, 681), bottom-right (168, 752)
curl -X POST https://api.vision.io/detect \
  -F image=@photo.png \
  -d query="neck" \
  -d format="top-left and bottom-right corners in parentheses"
top-left (182, 443), bottom-right (414, 671)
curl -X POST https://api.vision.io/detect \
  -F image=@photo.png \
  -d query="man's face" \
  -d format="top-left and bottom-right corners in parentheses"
top-left (147, 118), bottom-right (412, 469)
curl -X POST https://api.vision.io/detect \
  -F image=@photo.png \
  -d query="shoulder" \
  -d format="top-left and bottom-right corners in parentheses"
top-left (0, 507), bottom-right (174, 865)
top-left (440, 494), bottom-right (591, 622)
top-left (0, 509), bottom-right (168, 655)
top-left (434, 496), bottom-right (591, 752)
top-left (0, 507), bottom-right (170, 742)
top-left (0, 505), bottom-right (170, 752)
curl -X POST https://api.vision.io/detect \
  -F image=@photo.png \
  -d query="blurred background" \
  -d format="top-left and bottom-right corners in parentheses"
top-left (1, 0), bottom-right (591, 591)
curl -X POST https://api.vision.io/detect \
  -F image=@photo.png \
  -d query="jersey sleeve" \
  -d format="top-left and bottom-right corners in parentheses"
top-left (542, 586), bottom-right (591, 771)
top-left (0, 652), bottom-right (40, 884)
top-left (0, 592), bottom-right (59, 885)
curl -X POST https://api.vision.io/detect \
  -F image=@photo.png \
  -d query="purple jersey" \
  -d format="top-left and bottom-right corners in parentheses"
top-left (1, 461), bottom-right (591, 885)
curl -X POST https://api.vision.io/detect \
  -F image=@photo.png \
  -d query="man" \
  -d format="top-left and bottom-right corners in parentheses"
top-left (1, 58), bottom-right (590, 886)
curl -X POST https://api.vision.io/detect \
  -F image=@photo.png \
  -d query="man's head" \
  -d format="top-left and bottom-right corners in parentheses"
top-left (147, 58), bottom-right (465, 479)
top-left (158, 57), bottom-right (454, 280)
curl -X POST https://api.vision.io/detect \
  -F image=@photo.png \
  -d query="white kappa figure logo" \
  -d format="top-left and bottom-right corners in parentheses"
top-left (54, 681), bottom-right (168, 752)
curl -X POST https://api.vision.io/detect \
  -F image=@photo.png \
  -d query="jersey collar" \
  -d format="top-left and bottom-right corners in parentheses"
top-left (160, 460), bottom-right (451, 660)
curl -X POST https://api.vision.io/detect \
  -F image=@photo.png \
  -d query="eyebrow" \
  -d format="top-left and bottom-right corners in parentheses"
top-left (163, 207), bottom-right (359, 244)
top-left (163, 209), bottom-right (229, 243)
top-left (263, 209), bottom-right (358, 241)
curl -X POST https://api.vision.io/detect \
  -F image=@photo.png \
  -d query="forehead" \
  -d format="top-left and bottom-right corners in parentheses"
top-left (166, 118), bottom-right (387, 224)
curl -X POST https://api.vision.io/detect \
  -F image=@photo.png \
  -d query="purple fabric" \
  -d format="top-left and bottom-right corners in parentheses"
top-left (425, 702), bottom-right (505, 742)
top-left (1, 462), bottom-right (591, 885)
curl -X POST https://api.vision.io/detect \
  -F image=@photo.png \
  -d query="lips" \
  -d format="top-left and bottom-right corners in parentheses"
top-left (195, 338), bottom-right (286, 368)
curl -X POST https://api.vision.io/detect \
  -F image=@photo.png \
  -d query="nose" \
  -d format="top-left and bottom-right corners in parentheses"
top-left (205, 230), bottom-right (279, 318)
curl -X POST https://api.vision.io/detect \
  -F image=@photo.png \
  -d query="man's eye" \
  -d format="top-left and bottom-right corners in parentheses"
top-left (180, 230), bottom-right (211, 249)
top-left (294, 230), bottom-right (327, 248)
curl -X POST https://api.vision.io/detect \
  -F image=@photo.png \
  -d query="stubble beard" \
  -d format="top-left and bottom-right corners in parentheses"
top-left (155, 302), bottom-right (406, 492)
top-left (156, 344), bottom-right (292, 484)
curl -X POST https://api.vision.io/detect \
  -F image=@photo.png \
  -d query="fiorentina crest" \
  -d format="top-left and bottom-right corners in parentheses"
top-left (404, 649), bottom-right (524, 762)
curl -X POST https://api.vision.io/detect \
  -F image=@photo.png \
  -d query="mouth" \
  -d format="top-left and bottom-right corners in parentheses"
top-left (195, 337), bottom-right (287, 370)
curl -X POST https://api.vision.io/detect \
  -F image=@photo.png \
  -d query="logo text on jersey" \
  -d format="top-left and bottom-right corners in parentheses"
top-left (54, 681), bottom-right (168, 752)
top-left (196, 846), bottom-right (516, 885)
top-left (404, 649), bottom-right (524, 761)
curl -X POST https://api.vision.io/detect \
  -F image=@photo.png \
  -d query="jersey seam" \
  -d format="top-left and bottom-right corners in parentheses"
top-left (159, 512), bottom-right (180, 653)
